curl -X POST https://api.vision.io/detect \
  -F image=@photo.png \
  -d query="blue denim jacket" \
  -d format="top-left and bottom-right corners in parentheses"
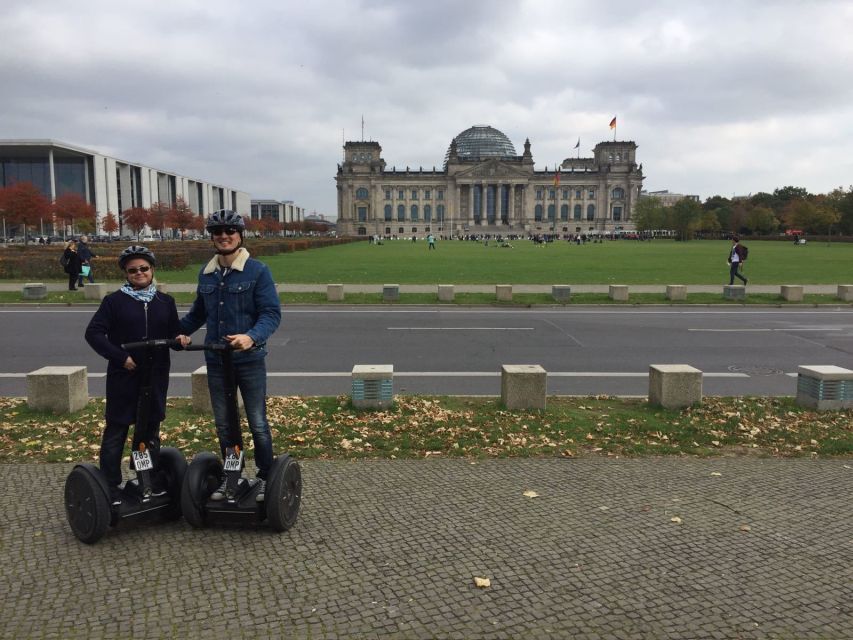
top-left (180, 249), bottom-right (281, 364)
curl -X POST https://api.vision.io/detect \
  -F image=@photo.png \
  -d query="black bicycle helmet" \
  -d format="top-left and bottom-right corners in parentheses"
top-left (205, 209), bottom-right (245, 233)
top-left (118, 245), bottom-right (156, 269)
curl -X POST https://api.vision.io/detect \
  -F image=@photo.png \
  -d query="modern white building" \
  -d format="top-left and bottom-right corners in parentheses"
top-left (250, 199), bottom-right (305, 226)
top-left (0, 139), bottom-right (250, 234)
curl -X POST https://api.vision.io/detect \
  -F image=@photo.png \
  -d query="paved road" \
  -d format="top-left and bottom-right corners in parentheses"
top-left (2, 459), bottom-right (851, 639)
top-left (0, 306), bottom-right (852, 397)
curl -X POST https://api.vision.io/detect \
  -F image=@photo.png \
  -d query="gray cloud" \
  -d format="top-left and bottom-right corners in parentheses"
top-left (1, 0), bottom-right (852, 215)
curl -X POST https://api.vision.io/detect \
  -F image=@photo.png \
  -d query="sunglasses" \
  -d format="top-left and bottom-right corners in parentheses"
top-left (212, 227), bottom-right (239, 236)
top-left (126, 265), bottom-right (151, 274)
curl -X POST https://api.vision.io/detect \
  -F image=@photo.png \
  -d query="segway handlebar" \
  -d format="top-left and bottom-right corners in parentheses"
top-left (183, 343), bottom-right (235, 352)
top-left (121, 338), bottom-right (185, 350)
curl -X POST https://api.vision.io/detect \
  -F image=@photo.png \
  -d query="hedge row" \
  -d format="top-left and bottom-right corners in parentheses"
top-left (0, 237), bottom-right (358, 279)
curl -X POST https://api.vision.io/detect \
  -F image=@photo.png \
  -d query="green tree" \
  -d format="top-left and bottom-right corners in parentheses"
top-left (783, 200), bottom-right (840, 234)
top-left (698, 211), bottom-right (721, 234)
top-left (745, 206), bottom-right (779, 235)
top-left (825, 186), bottom-right (853, 235)
top-left (702, 195), bottom-right (732, 211)
top-left (632, 197), bottom-right (668, 232)
top-left (670, 198), bottom-right (703, 241)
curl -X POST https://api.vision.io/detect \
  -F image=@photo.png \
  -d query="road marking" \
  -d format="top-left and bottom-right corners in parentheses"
top-left (689, 328), bottom-right (847, 332)
top-left (0, 371), bottom-right (751, 378)
top-left (387, 327), bottom-right (534, 331)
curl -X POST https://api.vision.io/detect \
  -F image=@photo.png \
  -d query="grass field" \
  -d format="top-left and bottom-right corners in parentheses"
top-left (154, 238), bottom-right (853, 285)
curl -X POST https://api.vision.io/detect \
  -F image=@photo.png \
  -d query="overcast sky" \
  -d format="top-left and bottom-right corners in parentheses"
top-left (2, 0), bottom-right (852, 218)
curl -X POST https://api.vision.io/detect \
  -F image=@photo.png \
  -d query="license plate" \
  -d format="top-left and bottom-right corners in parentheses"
top-left (132, 450), bottom-right (154, 471)
top-left (223, 450), bottom-right (243, 472)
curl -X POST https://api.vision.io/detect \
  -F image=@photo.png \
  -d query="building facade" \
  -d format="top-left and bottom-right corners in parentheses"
top-left (336, 125), bottom-right (644, 237)
top-left (640, 190), bottom-right (700, 207)
top-left (0, 139), bottom-right (250, 234)
top-left (250, 199), bottom-right (305, 226)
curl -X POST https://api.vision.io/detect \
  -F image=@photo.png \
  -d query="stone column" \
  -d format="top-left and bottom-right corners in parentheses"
top-left (508, 184), bottom-right (515, 224)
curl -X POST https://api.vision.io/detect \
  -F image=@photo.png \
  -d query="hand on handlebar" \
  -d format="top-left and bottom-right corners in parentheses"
top-left (124, 356), bottom-right (137, 371)
top-left (225, 334), bottom-right (255, 351)
top-left (176, 334), bottom-right (192, 348)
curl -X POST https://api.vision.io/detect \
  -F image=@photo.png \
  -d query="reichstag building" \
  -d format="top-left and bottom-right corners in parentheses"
top-left (335, 125), bottom-right (644, 237)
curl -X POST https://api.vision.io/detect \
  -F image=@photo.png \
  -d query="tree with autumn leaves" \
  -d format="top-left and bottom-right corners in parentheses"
top-left (0, 182), bottom-right (51, 244)
top-left (165, 197), bottom-right (196, 239)
top-left (53, 192), bottom-right (96, 238)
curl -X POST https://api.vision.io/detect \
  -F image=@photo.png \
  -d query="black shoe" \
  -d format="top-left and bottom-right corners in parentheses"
top-left (255, 479), bottom-right (266, 503)
top-left (744, 279), bottom-right (748, 285)
top-left (68, 287), bottom-right (77, 291)
top-left (109, 486), bottom-right (122, 506)
top-left (210, 478), bottom-right (228, 501)
top-left (150, 473), bottom-right (168, 497)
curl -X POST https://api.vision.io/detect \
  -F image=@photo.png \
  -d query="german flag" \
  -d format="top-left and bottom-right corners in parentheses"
top-left (553, 167), bottom-right (561, 187)
top-left (609, 116), bottom-right (617, 129)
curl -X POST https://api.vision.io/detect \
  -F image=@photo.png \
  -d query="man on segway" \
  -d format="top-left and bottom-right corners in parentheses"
top-left (84, 246), bottom-right (191, 505)
top-left (180, 210), bottom-right (281, 503)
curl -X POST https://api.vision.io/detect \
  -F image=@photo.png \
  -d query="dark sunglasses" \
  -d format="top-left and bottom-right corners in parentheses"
top-left (212, 227), bottom-right (239, 236)
top-left (126, 265), bottom-right (151, 274)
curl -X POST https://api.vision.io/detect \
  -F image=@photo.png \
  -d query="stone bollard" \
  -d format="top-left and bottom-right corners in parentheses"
top-left (383, 284), bottom-right (400, 302)
top-left (192, 366), bottom-right (243, 413)
top-left (495, 284), bottom-right (513, 302)
top-left (437, 284), bottom-right (455, 302)
top-left (838, 285), bottom-right (853, 302)
top-left (83, 283), bottom-right (110, 300)
top-left (781, 285), bottom-right (804, 302)
top-left (22, 283), bottom-right (48, 300)
top-left (666, 285), bottom-right (687, 301)
top-left (327, 284), bottom-right (344, 302)
top-left (501, 365), bottom-right (547, 410)
top-left (27, 366), bottom-right (88, 413)
top-left (648, 364), bottom-right (703, 409)
top-left (796, 365), bottom-right (853, 411)
top-left (552, 285), bottom-right (571, 303)
top-left (351, 365), bottom-right (394, 409)
top-left (723, 285), bottom-right (746, 300)
top-left (609, 285), bottom-right (629, 301)
top-left (155, 282), bottom-right (169, 294)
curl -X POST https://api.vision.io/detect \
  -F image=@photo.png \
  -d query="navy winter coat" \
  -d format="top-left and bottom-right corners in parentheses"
top-left (85, 290), bottom-right (182, 425)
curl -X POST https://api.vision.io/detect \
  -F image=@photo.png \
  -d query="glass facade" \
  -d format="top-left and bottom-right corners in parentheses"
top-left (54, 157), bottom-right (86, 197)
top-left (0, 158), bottom-right (51, 195)
top-left (445, 126), bottom-right (517, 165)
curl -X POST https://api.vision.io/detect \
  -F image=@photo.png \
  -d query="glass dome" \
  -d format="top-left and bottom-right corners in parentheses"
top-left (445, 125), bottom-right (517, 165)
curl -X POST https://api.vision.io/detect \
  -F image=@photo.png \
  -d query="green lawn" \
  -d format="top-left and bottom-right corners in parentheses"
top-left (155, 238), bottom-right (853, 285)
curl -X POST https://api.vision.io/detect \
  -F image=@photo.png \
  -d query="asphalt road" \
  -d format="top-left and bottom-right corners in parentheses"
top-left (2, 305), bottom-right (853, 397)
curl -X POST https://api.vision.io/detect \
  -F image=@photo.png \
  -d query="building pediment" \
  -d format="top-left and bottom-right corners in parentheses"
top-left (453, 159), bottom-right (532, 180)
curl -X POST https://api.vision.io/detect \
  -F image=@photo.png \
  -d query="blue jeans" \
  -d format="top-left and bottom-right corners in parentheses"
top-left (206, 358), bottom-right (273, 479)
top-left (77, 267), bottom-right (95, 287)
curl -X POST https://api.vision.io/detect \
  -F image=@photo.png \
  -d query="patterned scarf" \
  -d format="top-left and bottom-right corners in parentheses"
top-left (120, 282), bottom-right (157, 303)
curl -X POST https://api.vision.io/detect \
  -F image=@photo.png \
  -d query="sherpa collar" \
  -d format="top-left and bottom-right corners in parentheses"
top-left (203, 247), bottom-right (250, 275)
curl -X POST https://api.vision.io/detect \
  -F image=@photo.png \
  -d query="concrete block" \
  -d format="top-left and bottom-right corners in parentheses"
top-left (437, 284), bottom-right (455, 302)
top-left (609, 285), bottom-right (629, 301)
top-left (781, 285), bottom-right (804, 302)
top-left (648, 364), bottom-right (703, 409)
top-left (383, 284), bottom-right (399, 302)
top-left (191, 366), bottom-right (243, 413)
top-left (22, 283), bottom-right (47, 300)
top-left (352, 365), bottom-right (394, 409)
top-left (552, 285), bottom-right (571, 303)
top-left (838, 285), bottom-right (853, 302)
top-left (83, 283), bottom-right (109, 300)
top-left (796, 365), bottom-right (853, 411)
top-left (496, 284), bottom-right (513, 302)
top-left (666, 285), bottom-right (687, 301)
top-left (155, 282), bottom-right (169, 294)
top-left (327, 284), bottom-right (344, 301)
top-left (723, 285), bottom-right (746, 300)
top-left (501, 364), bottom-right (547, 410)
top-left (27, 366), bottom-right (88, 414)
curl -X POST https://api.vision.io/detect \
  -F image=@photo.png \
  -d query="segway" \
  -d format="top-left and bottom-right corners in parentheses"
top-left (180, 343), bottom-right (301, 532)
top-left (64, 339), bottom-right (188, 544)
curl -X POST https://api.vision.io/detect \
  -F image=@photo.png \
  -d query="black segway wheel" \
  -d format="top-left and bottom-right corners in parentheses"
top-left (266, 455), bottom-right (302, 532)
top-left (180, 452), bottom-right (222, 528)
top-left (158, 447), bottom-right (187, 521)
top-left (64, 466), bottom-right (111, 544)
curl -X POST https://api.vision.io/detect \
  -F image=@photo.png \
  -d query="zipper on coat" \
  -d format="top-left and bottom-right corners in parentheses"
top-left (143, 302), bottom-right (149, 339)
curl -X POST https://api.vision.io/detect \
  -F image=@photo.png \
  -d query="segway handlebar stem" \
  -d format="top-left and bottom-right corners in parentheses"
top-left (121, 338), bottom-right (185, 350)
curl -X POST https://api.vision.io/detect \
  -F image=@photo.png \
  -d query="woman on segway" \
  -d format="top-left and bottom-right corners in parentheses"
top-left (84, 246), bottom-right (191, 504)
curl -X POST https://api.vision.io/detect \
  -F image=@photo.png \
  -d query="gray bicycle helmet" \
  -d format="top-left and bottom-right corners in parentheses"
top-left (205, 209), bottom-right (245, 233)
top-left (118, 245), bottom-right (156, 269)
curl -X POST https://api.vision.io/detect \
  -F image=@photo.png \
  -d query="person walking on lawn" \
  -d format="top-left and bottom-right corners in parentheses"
top-left (727, 236), bottom-right (748, 286)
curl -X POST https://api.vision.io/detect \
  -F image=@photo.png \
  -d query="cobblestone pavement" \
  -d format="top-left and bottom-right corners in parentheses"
top-left (2, 458), bottom-right (851, 639)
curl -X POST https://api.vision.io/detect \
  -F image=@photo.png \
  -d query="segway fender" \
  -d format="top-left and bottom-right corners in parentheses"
top-left (158, 447), bottom-right (188, 521)
top-left (74, 463), bottom-right (118, 526)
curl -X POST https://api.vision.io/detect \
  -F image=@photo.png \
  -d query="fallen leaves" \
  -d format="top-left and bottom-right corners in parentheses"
top-left (473, 576), bottom-right (491, 588)
top-left (670, 516), bottom-right (683, 525)
top-left (522, 490), bottom-right (539, 498)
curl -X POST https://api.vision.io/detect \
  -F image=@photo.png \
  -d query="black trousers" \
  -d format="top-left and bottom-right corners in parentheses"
top-left (729, 262), bottom-right (747, 285)
top-left (67, 272), bottom-right (78, 290)
top-left (99, 419), bottom-right (161, 487)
